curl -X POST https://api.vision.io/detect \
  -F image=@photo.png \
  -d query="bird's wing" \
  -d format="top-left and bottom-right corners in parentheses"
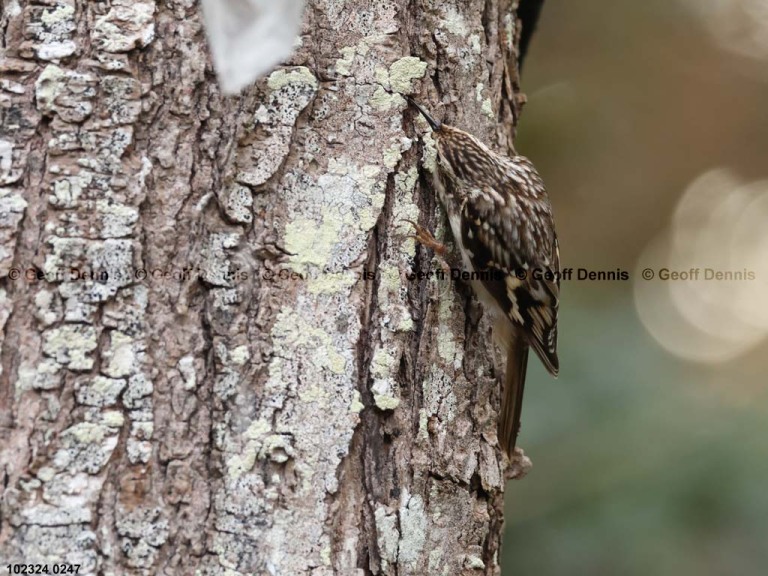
top-left (458, 162), bottom-right (560, 375)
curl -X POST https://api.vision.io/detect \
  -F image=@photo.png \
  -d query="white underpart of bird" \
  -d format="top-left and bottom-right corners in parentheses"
top-left (200, 0), bottom-right (306, 94)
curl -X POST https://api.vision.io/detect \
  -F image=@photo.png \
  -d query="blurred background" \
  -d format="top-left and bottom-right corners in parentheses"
top-left (503, 0), bottom-right (768, 574)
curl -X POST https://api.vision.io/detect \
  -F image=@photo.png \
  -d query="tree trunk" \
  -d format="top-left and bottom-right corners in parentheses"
top-left (0, 0), bottom-right (529, 574)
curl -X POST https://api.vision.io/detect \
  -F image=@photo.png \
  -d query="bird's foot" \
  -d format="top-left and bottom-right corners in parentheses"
top-left (401, 219), bottom-right (452, 275)
top-left (402, 219), bottom-right (447, 256)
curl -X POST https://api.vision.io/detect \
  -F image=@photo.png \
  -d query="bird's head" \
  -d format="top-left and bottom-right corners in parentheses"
top-left (407, 96), bottom-right (499, 185)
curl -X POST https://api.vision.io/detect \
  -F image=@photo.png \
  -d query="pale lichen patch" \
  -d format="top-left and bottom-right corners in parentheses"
top-left (375, 506), bottom-right (400, 571)
top-left (102, 331), bottom-right (136, 378)
top-left (237, 67), bottom-right (317, 187)
top-left (270, 308), bottom-right (348, 378)
top-left (505, 13), bottom-right (515, 50)
top-left (374, 66), bottom-right (390, 88)
top-left (74, 376), bottom-right (126, 406)
top-left (54, 422), bottom-right (119, 473)
top-left (436, 288), bottom-right (464, 368)
top-left (369, 86), bottom-right (405, 111)
top-left (285, 214), bottom-right (342, 270)
top-left (349, 390), bottom-right (364, 413)
top-left (441, 6), bottom-right (470, 36)
top-left (178, 355), bottom-right (198, 389)
top-left (285, 160), bottom-right (384, 275)
top-left (306, 271), bottom-right (357, 295)
top-left (398, 492), bottom-right (427, 568)
top-left (464, 554), bottom-right (486, 570)
top-left (220, 184), bottom-right (253, 224)
top-left (92, 1), bottom-right (156, 53)
top-left (228, 345), bottom-right (250, 367)
top-left (95, 199), bottom-right (138, 238)
top-left (388, 56), bottom-right (428, 94)
top-left (42, 325), bottom-right (99, 371)
top-left (373, 394), bottom-right (401, 411)
top-left (0, 187), bottom-right (27, 273)
top-left (383, 144), bottom-right (403, 170)
top-left (267, 66), bottom-right (319, 91)
top-left (370, 346), bottom-right (400, 410)
top-left (421, 130), bottom-right (438, 174)
top-left (470, 33), bottom-right (482, 54)
top-left (335, 46), bottom-right (356, 76)
top-left (102, 410), bottom-right (125, 428)
top-left (16, 358), bottom-right (62, 393)
top-left (41, 4), bottom-right (75, 27)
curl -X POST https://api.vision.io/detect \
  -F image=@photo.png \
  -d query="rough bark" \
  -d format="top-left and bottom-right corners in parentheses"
top-left (0, 1), bottom-right (529, 574)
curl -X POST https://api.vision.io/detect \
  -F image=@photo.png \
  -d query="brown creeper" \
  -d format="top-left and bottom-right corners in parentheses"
top-left (407, 97), bottom-right (560, 456)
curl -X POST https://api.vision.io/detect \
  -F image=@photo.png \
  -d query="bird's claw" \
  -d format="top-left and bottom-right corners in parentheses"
top-left (401, 219), bottom-right (448, 256)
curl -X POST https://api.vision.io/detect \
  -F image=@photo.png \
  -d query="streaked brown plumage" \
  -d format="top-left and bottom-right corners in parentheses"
top-left (408, 97), bottom-right (560, 456)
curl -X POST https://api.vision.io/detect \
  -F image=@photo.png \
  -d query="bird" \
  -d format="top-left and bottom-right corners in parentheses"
top-left (406, 96), bottom-right (560, 456)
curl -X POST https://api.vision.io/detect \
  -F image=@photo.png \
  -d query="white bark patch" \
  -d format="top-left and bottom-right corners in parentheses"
top-left (375, 506), bottom-right (400, 571)
top-left (92, 1), bottom-right (156, 53)
top-left (102, 330), bottom-right (137, 378)
top-left (370, 345), bottom-right (400, 410)
top-left (74, 376), bottom-right (126, 407)
top-left (35, 65), bottom-right (97, 122)
top-left (53, 422), bottom-right (119, 474)
top-left (236, 67), bottom-right (318, 187)
top-left (115, 507), bottom-right (170, 569)
top-left (0, 188), bottom-right (27, 275)
top-left (23, 1), bottom-right (77, 60)
top-left (220, 184), bottom-right (254, 224)
top-left (398, 492), bottom-right (428, 569)
top-left (283, 159), bottom-right (384, 274)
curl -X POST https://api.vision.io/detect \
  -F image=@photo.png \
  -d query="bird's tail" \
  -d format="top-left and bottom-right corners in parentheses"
top-left (499, 337), bottom-right (529, 456)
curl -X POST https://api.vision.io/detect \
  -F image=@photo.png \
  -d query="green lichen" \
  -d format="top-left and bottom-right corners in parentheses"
top-left (105, 331), bottom-right (135, 378)
top-left (307, 271), bottom-right (357, 295)
top-left (285, 214), bottom-right (343, 270)
top-left (286, 161), bottom-right (383, 274)
top-left (65, 422), bottom-right (107, 444)
top-left (227, 447), bottom-right (257, 479)
top-left (35, 65), bottom-right (65, 110)
top-left (320, 546), bottom-right (332, 566)
top-left (374, 66), bottom-right (390, 88)
top-left (374, 394), bottom-right (401, 411)
top-left (388, 56), bottom-right (428, 94)
top-left (370, 86), bottom-right (405, 111)
top-left (349, 390), bottom-right (365, 413)
top-left (244, 418), bottom-right (271, 439)
top-left (422, 131), bottom-right (438, 174)
top-left (41, 4), bottom-right (75, 26)
top-left (383, 145), bottom-right (403, 169)
top-left (335, 46), bottom-right (356, 76)
top-left (481, 98), bottom-right (494, 119)
top-left (271, 309), bottom-right (348, 377)
top-left (42, 324), bottom-right (99, 371)
top-left (102, 410), bottom-right (125, 428)
top-left (375, 507), bottom-right (400, 569)
top-left (229, 345), bottom-right (250, 366)
top-left (267, 66), bottom-right (318, 91)
top-left (371, 347), bottom-right (396, 379)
